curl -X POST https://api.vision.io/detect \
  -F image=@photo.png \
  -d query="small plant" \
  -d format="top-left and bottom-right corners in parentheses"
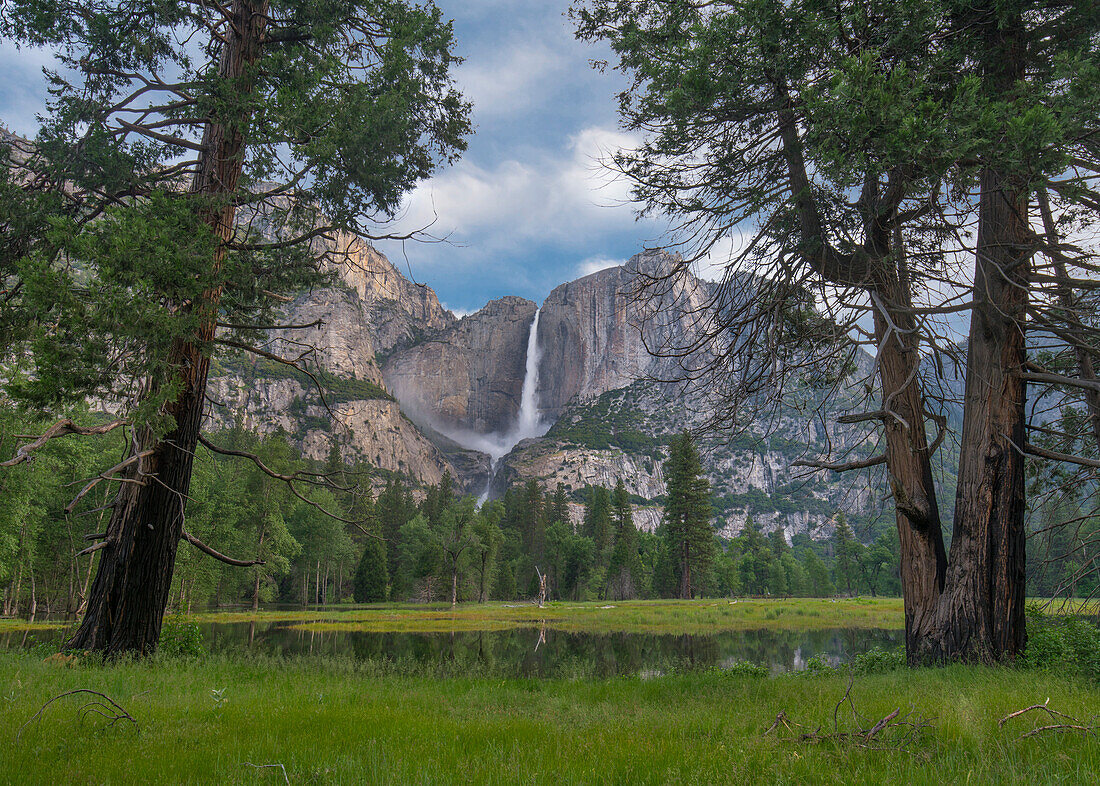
top-left (852, 646), bottom-right (906, 674)
top-left (804, 654), bottom-right (833, 675)
top-left (722, 661), bottom-right (769, 678)
top-left (159, 615), bottom-right (206, 658)
top-left (211, 687), bottom-right (228, 711)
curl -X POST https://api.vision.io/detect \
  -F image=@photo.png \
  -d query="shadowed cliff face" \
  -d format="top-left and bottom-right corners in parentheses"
top-left (538, 249), bottom-right (715, 417)
top-left (382, 296), bottom-right (537, 435)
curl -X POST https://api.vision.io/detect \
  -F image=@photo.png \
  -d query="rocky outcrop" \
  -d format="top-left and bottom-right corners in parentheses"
top-left (207, 371), bottom-right (484, 492)
top-left (537, 249), bottom-right (715, 417)
top-left (207, 236), bottom-right (483, 491)
top-left (328, 233), bottom-right (453, 355)
top-left (382, 296), bottom-right (537, 434)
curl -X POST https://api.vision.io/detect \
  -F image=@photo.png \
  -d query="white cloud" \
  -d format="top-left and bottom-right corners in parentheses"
top-left (692, 230), bottom-right (757, 282)
top-left (382, 125), bottom-right (647, 262)
top-left (0, 42), bottom-right (56, 136)
top-left (457, 42), bottom-right (566, 119)
top-left (576, 255), bottom-right (625, 278)
top-left (441, 303), bottom-right (472, 318)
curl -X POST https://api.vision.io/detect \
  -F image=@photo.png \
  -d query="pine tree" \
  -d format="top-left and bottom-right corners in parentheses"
top-left (548, 483), bottom-right (571, 526)
top-left (662, 432), bottom-right (714, 599)
top-left (833, 515), bottom-right (863, 596)
top-left (607, 479), bottom-right (642, 600)
top-left (354, 536), bottom-right (388, 603)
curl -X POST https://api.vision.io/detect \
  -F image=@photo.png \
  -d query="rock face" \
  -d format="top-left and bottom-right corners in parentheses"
top-left (382, 296), bottom-right (537, 435)
top-left (496, 380), bottom-right (877, 542)
top-left (537, 249), bottom-right (714, 417)
top-left (329, 233), bottom-right (453, 355)
top-left (211, 233), bottom-right (888, 540)
top-left (208, 234), bottom-right (488, 492)
top-left (207, 373), bottom-right (468, 487)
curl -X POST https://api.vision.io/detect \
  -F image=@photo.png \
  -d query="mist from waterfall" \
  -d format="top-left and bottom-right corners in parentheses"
top-left (468, 307), bottom-right (548, 504)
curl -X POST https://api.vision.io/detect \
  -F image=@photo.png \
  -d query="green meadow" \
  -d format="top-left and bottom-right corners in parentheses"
top-left (2, 599), bottom-right (1099, 783)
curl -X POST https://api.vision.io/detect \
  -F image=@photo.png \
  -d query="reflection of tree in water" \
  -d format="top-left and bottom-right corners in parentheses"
top-left (0, 622), bottom-right (905, 677)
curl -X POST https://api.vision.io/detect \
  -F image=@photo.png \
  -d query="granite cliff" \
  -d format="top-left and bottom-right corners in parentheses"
top-left (382, 296), bottom-right (537, 435)
top-left (211, 240), bottom-right (886, 540)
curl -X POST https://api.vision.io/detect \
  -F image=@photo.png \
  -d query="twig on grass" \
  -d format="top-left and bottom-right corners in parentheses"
top-left (763, 675), bottom-right (931, 755)
top-left (18, 689), bottom-right (136, 739)
top-left (999, 701), bottom-right (1098, 741)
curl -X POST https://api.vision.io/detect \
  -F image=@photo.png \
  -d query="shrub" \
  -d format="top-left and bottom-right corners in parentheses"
top-left (803, 654), bottom-right (833, 675)
top-left (1024, 608), bottom-right (1100, 680)
top-left (852, 646), bottom-right (905, 674)
top-left (159, 616), bottom-right (206, 658)
top-left (721, 661), bottom-right (769, 678)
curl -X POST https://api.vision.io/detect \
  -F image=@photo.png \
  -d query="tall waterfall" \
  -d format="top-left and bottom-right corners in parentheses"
top-left (476, 308), bottom-right (548, 505)
top-left (514, 307), bottom-right (544, 441)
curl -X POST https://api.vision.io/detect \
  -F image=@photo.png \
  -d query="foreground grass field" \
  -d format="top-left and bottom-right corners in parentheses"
top-left (1, 651), bottom-right (1098, 784)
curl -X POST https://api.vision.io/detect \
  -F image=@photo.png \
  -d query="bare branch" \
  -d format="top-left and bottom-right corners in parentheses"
top-left (791, 454), bottom-right (887, 472)
top-left (1024, 442), bottom-right (1100, 469)
top-left (181, 530), bottom-right (263, 567)
top-left (216, 318), bottom-right (323, 331)
top-left (65, 450), bottom-right (154, 513)
top-left (2, 419), bottom-right (129, 467)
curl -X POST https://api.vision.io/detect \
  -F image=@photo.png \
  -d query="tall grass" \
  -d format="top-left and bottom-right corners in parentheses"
top-left (2, 649), bottom-right (1098, 784)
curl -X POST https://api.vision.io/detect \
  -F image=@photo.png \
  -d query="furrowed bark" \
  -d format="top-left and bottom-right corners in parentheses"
top-left (776, 90), bottom-right (947, 662)
top-left (915, 11), bottom-right (1030, 665)
top-left (66, 0), bottom-right (269, 657)
top-left (917, 166), bottom-right (1029, 664)
top-left (872, 270), bottom-right (948, 663)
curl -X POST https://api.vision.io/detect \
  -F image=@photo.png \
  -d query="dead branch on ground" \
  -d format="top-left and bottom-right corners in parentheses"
top-left (762, 674), bottom-right (932, 754)
top-left (999, 701), bottom-right (1099, 740)
top-left (17, 689), bottom-right (137, 739)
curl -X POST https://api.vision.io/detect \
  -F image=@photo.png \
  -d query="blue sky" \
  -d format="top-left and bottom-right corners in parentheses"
top-left (0, 2), bottom-right (665, 315)
top-left (377, 1), bottom-right (665, 314)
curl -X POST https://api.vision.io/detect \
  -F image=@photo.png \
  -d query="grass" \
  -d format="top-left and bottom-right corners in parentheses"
top-left (1, 650), bottom-right (1098, 784)
top-left (2, 596), bottom-right (1095, 635)
top-left (193, 598), bottom-right (909, 634)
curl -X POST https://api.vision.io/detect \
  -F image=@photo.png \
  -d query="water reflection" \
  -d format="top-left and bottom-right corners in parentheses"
top-left (207, 624), bottom-right (900, 677)
top-left (3, 622), bottom-right (904, 677)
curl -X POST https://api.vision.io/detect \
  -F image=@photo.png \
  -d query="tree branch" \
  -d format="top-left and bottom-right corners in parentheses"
top-left (2, 419), bottom-right (129, 467)
top-left (181, 530), bottom-right (264, 567)
top-left (791, 454), bottom-right (887, 472)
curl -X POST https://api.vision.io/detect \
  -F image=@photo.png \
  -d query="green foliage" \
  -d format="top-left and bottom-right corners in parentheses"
top-left (851, 647), bottom-right (906, 675)
top-left (354, 537), bottom-right (389, 603)
top-left (661, 432), bottom-right (715, 599)
top-left (546, 387), bottom-right (666, 455)
top-left (718, 661), bottom-right (769, 678)
top-left (158, 616), bottom-right (207, 659)
top-left (1024, 608), bottom-right (1100, 681)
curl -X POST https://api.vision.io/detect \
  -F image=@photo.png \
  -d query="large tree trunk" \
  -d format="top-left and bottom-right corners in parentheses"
top-left (66, 0), bottom-right (268, 656)
top-left (680, 539), bottom-right (691, 599)
top-left (872, 265), bottom-right (949, 663)
top-left (916, 166), bottom-right (1030, 663)
top-left (914, 9), bottom-right (1030, 665)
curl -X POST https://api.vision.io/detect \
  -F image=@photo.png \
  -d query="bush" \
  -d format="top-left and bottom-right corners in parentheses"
top-left (852, 646), bottom-right (905, 674)
top-left (803, 654), bottom-right (833, 675)
top-left (1024, 608), bottom-right (1100, 680)
top-left (721, 661), bottom-right (769, 678)
top-left (159, 616), bottom-right (207, 658)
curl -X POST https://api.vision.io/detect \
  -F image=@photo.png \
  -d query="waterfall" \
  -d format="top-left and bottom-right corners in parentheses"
top-left (476, 307), bottom-right (547, 505)
top-left (515, 307), bottom-right (544, 441)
